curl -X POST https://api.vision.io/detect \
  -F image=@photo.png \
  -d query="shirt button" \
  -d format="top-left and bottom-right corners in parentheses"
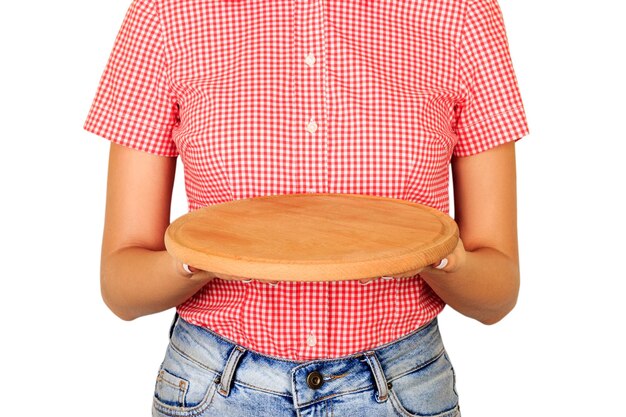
top-left (306, 188), bottom-right (316, 193)
top-left (304, 52), bottom-right (316, 67)
top-left (305, 119), bottom-right (318, 133)
top-left (306, 332), bottom-right (317, 347)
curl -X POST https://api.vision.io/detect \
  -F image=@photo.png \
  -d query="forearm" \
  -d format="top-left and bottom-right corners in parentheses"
top-left (420, 247), bottom-right (520, 324)
top-left (100, 246), bottom-right (211, 321)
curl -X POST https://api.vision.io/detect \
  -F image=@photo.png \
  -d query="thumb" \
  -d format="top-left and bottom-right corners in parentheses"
top-left (181, 262), bottom-right (215, 279)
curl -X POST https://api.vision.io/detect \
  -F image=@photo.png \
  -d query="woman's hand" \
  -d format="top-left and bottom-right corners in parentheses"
top-left (358, 237), bottom-right (467, 284)
top-left (423, 237), bottom-right (467, 275)
top-left (175, 260), bottom-right (216, 282)
top-left (177, 261), bottom-right (279, 284)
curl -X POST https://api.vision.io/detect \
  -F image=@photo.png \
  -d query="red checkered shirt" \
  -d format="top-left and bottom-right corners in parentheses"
top-left (84, 0), bottom-right (529, 360)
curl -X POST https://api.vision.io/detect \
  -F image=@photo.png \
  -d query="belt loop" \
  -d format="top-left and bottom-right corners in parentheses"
top-left (218, 345), bottom-right (247, 397)
top-left (363, 351), bottom-right (389, 403)
top-left (168, 311), bottom-right (180, 340)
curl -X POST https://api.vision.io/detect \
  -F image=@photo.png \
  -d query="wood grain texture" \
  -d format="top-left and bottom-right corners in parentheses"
top-left (165, 193), bottom-right (458, 282)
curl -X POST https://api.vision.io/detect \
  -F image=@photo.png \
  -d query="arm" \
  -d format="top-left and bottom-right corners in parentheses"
top-left (100, 142), bottom-right (214, 321)
top-left (419, 141), bottom-right (520, 324)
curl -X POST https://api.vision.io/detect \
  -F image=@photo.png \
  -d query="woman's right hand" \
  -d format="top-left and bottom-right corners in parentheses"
top-left (175, 260), bottom-right (216, 282)
top-left (176, 260), bottom-right (267, 283)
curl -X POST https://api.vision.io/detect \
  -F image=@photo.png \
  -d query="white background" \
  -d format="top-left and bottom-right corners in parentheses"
top-left (0, 0), bottom-right (624, 416)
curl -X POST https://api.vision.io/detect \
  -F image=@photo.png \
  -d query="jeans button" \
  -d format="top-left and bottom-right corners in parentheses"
top-left (306, 370), bottom-right (324, 389)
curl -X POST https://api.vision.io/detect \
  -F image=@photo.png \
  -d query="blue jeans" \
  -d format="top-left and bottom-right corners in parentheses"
top-left (152, 313), bottom-right (460, 417)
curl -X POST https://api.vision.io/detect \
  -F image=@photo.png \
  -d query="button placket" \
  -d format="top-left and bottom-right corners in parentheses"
top-left (294, 0), bottom-right (327, 196)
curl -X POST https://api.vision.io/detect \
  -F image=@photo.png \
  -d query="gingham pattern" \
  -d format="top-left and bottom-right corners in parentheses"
top-left (84, 0), bottom-right (529, 360)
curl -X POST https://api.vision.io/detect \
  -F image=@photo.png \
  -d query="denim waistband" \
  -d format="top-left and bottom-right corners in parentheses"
top-left (167, 314), bottom-right (444, 408)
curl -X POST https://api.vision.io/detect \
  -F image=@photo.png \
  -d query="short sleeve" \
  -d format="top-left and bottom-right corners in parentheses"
top-left (453, 0), bottom-right (529, 158)
top-left (82, 0), bottom-right (179, 157)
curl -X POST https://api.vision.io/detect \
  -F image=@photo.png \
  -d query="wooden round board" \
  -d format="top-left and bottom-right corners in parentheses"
top-left (165, 193), bottom-right (458, 282)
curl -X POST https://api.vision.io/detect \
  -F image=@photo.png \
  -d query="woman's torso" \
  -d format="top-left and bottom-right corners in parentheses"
top-left (84, 0), bottom-right (528, 360)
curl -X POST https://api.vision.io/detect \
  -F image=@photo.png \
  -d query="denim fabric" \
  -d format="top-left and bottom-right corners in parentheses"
top-left (152, 314), bottom-right (460, 417)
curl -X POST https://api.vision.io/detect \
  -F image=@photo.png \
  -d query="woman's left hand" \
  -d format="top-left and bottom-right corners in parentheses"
top-left (358, 237), bottom-right (467, 283)
top-left (424, 236), bottom-right (467, 275)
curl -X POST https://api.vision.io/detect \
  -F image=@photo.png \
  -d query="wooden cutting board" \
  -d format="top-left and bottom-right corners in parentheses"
top-left (165, 193), bottom-right (458, 282)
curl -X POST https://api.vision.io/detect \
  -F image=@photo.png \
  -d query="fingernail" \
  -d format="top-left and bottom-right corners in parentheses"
top-left (182, 263), bottom-right (194, 274)
top-left (434, 258), bottom-right (449, 270)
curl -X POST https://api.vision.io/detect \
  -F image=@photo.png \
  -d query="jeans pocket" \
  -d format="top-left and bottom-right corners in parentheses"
top-left (155, 368), bottom-right (190, 407)
top-left (152, 344), bottom-right (219, 417)
top-left (388, 350), bottom-right (460, 417)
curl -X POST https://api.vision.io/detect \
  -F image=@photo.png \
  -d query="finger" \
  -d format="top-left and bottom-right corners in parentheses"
top-left (429, 255), bottom-right (456, 272)
top-left (387, 268), bottom-right (424, 279)
top-left (179, 262), bottom-right (217, 283)
top-left (180, 262), bottom-right (200, 275)
top-left (255, 278), bottom-right (279, 285)
top-left (184, 263), bottom-right (200, 274)
top-left (424, 238), bottom-right (464, 274)
top-left (433, 258), bottom-right (449, 270)
top-left (216, 273), bottom-right (253, 282)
